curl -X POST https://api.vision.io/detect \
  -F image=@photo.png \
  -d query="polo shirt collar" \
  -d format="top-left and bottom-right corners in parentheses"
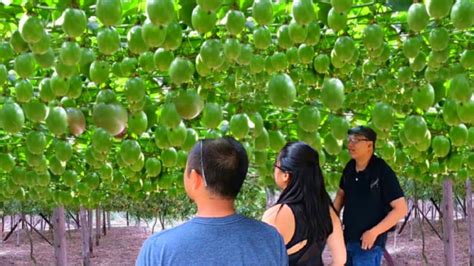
top-left (354, 154), bottom-right (378, 173)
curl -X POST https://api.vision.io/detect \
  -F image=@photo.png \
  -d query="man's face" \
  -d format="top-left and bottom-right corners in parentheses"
top-left (347, 134), bottom-right (373, 159)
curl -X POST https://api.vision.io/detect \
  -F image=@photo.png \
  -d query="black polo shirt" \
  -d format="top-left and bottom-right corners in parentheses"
top-left (339, 155), bottom-right (404, 247)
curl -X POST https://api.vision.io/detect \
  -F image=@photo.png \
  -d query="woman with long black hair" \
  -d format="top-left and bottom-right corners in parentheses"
top-left (263, 142), bottom-right (346, 266)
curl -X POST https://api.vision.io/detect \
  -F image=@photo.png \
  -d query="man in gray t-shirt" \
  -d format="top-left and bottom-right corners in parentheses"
top-left (136, 137), bottom-right (288, 266)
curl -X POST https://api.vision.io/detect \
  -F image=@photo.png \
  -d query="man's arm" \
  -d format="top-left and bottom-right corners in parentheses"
top-left (360, 197), bottom-right (408, 250)
top-left (333, 189), bottom-right (345, 215)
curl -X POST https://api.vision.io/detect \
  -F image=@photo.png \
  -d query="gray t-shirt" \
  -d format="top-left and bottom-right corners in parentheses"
top-left (136, 214), bottom-right (288, 266)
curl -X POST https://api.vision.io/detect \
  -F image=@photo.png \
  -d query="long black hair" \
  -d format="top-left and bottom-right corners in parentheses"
top-left (276, 142), bottom-right (334, 243)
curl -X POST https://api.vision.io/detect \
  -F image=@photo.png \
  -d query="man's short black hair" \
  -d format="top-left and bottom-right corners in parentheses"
top-left (348, 125), bottom-right (377, 143)
top-left (187, 137), bottom-right (249, 199)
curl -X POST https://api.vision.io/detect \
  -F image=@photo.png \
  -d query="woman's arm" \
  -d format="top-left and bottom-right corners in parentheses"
top-left (326, 208), bottom-right (346, 266)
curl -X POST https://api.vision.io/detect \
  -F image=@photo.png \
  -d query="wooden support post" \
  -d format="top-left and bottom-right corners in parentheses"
top-left (126, 212), bottom-right (129, 227)
top-left (95, 207), bottom-right (100, 246)
top-left (415, 205), bottom-right (443, 240)
top-left (3, 217), bottom-right (20, 242)
top-left (67, 211), bottom-right (80, 229)
top-left (456, 195), bottom-right (467, 217)
top-left (383, 248), bottom-right (395, 266)
top-left (398, 204), bottom-right (414, 235)
top-left (431, 198), bottom-right (443, 218)
top-left (442, 178), bottom-right (455, 266)
top-left (466, 178), bottom-right (473, 265)
top-left (53, 206), bottom-right (67, 266)
top-left (22, 218), bottom-right (53, 246)
top-left (79, 207), bottom-right (90, 266)
top-left (39, 213), bottom-right (53, 229)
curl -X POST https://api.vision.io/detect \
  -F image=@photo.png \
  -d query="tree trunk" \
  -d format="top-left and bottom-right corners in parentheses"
top-left (23, 214), bottom-right (37, 265)
top-left (16, 215), bottom-right (20, 247)
top-left (432, 206), bottom-right (435, 221)
top-left (102, 210), bottom-right (107, 236)
top-left (53, 206), bottom-right (67, 266)
top-left (79, 207), bottom-right (91, 266)
top-left (67, 214), bottom-right (71, 232)
top-left (126, 212), bottom-right (129, 227)
top-left (95, 207), bottom-right (100, 246)
top-left (442, 178), bottom-right (455, 266)
top-left (88, 210), bottom-right (93, 254)
top-left (159, 213), bottom-right (165, 230)
top-left (466, 178), bottom-right (474, 265)
top-left (409, 200), bottom-right (414, 241)
top-left (107, 211), bottom-right (111, 229)
top-left (455, 198), bottom-right (459, 229)
top-left (152, 214), bottom-right (158, 234)
top-left (392, 223), bottom-right (398, 249)
top-left (1, 215), bottom-right (4, 242)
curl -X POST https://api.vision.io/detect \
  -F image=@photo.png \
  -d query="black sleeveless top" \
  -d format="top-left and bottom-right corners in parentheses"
top-left (285, 203), bottom-right (326, 266)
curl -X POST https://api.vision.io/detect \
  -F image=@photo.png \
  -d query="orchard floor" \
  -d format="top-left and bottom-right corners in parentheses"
top-left (0, 217), bottom-right (470, 265)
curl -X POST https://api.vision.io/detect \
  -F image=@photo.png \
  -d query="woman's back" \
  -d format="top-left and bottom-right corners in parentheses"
top-left (285, 203), bottom-right (326, 266)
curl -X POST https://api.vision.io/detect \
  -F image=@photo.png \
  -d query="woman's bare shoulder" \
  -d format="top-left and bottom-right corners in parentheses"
top-left (262, 203), bottom-right (294, 223)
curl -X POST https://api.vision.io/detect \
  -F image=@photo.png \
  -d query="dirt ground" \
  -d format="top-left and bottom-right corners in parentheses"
top-left (0, 217), bottom-right (470, 265)
top-left (382, 219), bottom-right (469, 265)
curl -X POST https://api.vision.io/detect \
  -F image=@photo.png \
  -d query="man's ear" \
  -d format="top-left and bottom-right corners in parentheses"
top-left (189, 169), bottom-right (204, 190)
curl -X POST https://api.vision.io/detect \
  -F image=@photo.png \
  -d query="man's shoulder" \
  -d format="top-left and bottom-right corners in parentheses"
top-left (372, 155), bottom-right (388, 165)
top-left (146, 216), bottom-right (280, 241)
top-left (219, 215), bottom-right (284, 245)
top-left (239, 215), bottom-right (282, 235)
top-left (143, 221), bottom-right (191, 247)
top-left (372, 156), bottom-right (396, 175)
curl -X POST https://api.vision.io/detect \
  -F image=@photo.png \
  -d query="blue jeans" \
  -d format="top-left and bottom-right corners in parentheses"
top-left (346, 242), bottom-right (383, 266)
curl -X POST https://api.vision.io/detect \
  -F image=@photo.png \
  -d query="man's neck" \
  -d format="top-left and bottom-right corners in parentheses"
top-left (195, 198), bottom-right (236, 218)
top-left (355, 154), bottom-right (372, 172)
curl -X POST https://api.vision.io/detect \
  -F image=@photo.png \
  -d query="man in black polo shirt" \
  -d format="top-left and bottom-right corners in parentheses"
top-left (334, 126), bottom-right (407, 266)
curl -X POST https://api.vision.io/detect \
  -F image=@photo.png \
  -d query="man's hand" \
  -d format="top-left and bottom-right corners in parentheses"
top-left (360, 229), bottom-right (378, 250)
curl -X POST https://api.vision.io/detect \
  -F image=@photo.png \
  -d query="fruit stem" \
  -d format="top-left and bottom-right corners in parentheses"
top-left (34, 5), bottom-right (56, 10)
top-left (347, 10), bottom-right (393, 20)
top-left (353, 2), bottom-right (376, 8)
top-left (71, 0), bottom-right (80, 8)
